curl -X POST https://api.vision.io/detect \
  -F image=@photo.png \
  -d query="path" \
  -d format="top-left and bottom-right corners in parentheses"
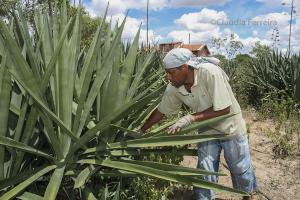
top-left (177, 109), bottom-right (300, 200)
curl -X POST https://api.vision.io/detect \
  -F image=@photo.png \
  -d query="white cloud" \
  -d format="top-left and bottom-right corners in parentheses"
top-left (84, 0), bottom-right (167, 17)
top-left (251, 12), bottom-right (290, 27)
top-left (169, 0), bottom-right (228, 8)
top-left (83, 0), bottom-right (164, 44)
top-left (175, 8), bottom-right (228, 32)
top-left (167, 29), bottom-right (221, 44)
top-left (84, 0), bottom-right (231, 16)
top-left (240, 37), bottom-right (271, 47)
top-left (110, 14), bottom-right (162, 44)
top-left (250, 12), bottom-right (300, 52)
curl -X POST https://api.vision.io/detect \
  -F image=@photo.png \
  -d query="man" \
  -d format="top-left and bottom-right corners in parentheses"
top-left (140, 48), bottom-right (257, 200)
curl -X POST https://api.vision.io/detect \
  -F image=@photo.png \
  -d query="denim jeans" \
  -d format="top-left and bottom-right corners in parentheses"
top-left (193, 133), bottom-right (258, 200)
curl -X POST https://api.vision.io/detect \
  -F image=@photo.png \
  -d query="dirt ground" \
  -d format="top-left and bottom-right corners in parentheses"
top-left (177, 109), bottom-right (300, 200)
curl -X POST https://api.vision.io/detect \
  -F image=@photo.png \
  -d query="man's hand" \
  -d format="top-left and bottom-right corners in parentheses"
top-left (167, 114), bottom-right (195, 134)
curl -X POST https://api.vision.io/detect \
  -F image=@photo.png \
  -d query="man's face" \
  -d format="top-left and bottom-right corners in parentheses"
top-left (165, 64), bottom-right (188, 88)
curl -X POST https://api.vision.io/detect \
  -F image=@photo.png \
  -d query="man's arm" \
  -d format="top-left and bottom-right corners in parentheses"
top-left (192, 106), bottom-right (230, 122)
top-left (140, 108), bottom-right (165, 133)
top-left (167, 106), bottom-right (230, 134)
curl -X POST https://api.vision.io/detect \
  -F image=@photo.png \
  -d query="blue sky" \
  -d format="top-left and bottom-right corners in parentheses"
top-left (82, 0), bottom-right (300, 53)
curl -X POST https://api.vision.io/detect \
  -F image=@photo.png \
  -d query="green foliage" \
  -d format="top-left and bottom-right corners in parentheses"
top-left (243, 49), bottom-right (300, 155)
top-left (257, 98), bottom-right (299, 157)
top-left (127, 149), bottom-right (183, 200)
top-left (0, 0), bottom-right (60, 22)
top-left (215, 53), bottom-right (253, 107)
top-left (67, 5), bottom-right (104, 49)
top-left (250, 42), bottom-right (272, 58)
top-left (81, 15), bottom-right (102, 48)
top-left (212, 34), bottom-right (246, 105)
top-left (0, 0), bottom-right (16, 16)
top-left (230, 54), bottom-right (254, 106)
top-left (258, 97), bottom-right (296, 120)
top-left (211, 32), bottom-right (300, 159)
top-left (272, 134), bottom-right (294, 158)
top-left (0, 1), bottom-right (246, 199)
top-left (247, 50), bottom-right (300, 103)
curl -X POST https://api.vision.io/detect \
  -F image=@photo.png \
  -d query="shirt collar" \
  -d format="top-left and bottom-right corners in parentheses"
top-left (193, 68), bottom-right (199, 87)
top-left (177, 69), bottom-right (199, 96)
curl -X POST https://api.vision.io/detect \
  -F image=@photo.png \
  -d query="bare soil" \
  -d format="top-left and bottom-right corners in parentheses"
top-left (176, 109), bottom-right (300, 200)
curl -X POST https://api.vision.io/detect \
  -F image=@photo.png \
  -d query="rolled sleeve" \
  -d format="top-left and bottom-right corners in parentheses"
top-left (204, 69), bottom-right (232, 111)
top-left (157, 84), bottom-right (182, 115)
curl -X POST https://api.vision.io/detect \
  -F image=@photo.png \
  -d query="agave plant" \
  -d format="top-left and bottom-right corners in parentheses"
top-left (0, 1), bottom-right (247, 199)
top-left (248, 50), bottom-right (300, 102)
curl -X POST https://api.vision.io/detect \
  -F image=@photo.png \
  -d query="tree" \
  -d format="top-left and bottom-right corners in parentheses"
top-left (235, 54), bottom-right (252, 64)
top-left (0, 0), bottom-right (103, 49)
top-left (0, 0), bottom-right (16, 17)
top-left (250, 41), bottom-right (271, 57)
top-left (211, 34), bottom-right (244, 81)
top-left (212, 33), bottom-right (244, 60)
top-left (81, 12), bottom-right (102, 48)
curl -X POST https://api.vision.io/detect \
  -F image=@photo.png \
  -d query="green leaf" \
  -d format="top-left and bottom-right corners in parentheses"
top-left (0, 165), bottom-right (56, 200)
top-left (0, 166), bottom-right (46, 190)
top-left (0, 51), bottom-right (11, 179)
top-left (8, 71), bottom-right (80, 145)
top-left (83, 186), bottom-right (98, 200)
top-left (95, 170), bottom-right (137, 177)
top-left (153, 113), bottom-right (236, 137)
top-left (0, 19), bottom-right (43, 100)
top-left (57, 5), bottom-right (81, 157)
top-left (83, 133), bottom-right (228, 153)
top-left (112, 182), bottom-right (120, 200)
top-left (77, 159), bottom-right (247, 196)
top-left (17, 192), bottom-right (43, 200)
top-left (69, 84), bottom-right (166, 154)
top-left (118, 25), bottom-right (141, 103)
top-left (130, 96), bottom-right (162, 129)
top-left (13, 11), bottom-right (41, 81)
top-left (73, 4), bottom-right (109, 135)
top-left (43, 165), bottom-right (65, 200)
top-left (41, 17), bottom-right (75, 91)
top-left (74, 165), bottom-right (99, 189)
top-left (74, 14), bottom-right (128, 138)
top-left (94, 148), bottom-right (197, 157)
top-left (126, 51), bottom-right (156, 100)
top-left (0, 18), bottom-right (65, 161)
top-left (65, 169), bottom-right (138, 178)
top-left (118, 159), bottom-right (226, 176)
top-left (0, 136), bottom-right (54, 160)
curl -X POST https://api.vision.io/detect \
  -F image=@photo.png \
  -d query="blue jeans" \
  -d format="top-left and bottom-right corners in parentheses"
top-left (193, 134), bottom-right (258, 200)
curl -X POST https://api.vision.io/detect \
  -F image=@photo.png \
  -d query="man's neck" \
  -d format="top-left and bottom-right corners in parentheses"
top-left (184, 69), bottom-right (194, 92)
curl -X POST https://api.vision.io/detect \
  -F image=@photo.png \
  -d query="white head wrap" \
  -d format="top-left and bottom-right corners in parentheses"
top-left (163, 48), bottom-right (194, 69)
top-left (162, 48), bottom-right (229, 80)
